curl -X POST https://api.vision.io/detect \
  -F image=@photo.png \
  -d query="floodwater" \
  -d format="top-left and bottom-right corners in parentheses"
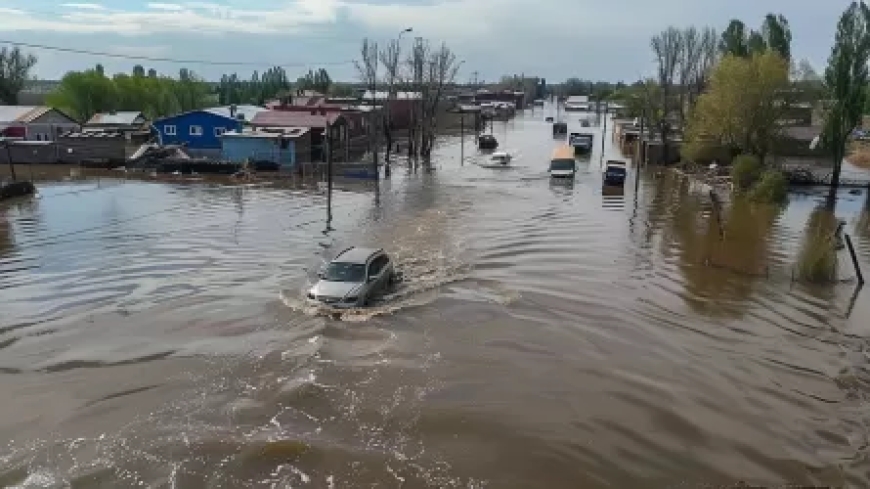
top-left (2, 108), bottom-right (870, 488)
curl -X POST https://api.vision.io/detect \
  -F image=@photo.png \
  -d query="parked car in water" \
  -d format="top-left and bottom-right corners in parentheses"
top-left (602, 160), bottom-right (628, 186)
top-left (307, 247), bottom-right (395, 308)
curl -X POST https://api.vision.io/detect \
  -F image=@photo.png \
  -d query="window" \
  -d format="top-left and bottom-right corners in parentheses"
top-left (190, 125), bottom-right (203, 136)
top-left (368, 255), bottom-right (389, 277)
top-left (324, 263), bottom-right (366, 283)
top-left (214, 127), bottom-right (226, 137)
top-left (164, 125), bottom-right (177, 136)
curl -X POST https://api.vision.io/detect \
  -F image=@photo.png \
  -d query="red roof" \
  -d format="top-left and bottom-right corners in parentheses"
top-left (251, 110), bottom-right (343, 128)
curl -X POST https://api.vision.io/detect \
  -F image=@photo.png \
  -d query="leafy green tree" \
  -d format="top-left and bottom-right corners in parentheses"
top-left (296, 68), bottom-right (332, 94)
top-left (823, 1), bottom-right (870, 189)
top-left (685, 52), bottom-right (791, 162)
top-left (762, 14), bottom-right (792, 60)
top-left (720, 20), bottom-right (749, 57)
top-left (0, 47), bottom-right (37, 104)
top-left (217, 66), bottom-right (290, 105)
top-left (48, 65), bottom-right (210, 121)
top-left (47, 69), bottom-right (118, 122)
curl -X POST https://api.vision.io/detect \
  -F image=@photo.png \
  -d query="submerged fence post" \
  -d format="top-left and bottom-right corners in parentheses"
top-left (845, 234), bottom-right (864, 286)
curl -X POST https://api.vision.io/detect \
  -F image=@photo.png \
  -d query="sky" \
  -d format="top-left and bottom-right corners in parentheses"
top-left (0, 0), bottom-right (853, 83)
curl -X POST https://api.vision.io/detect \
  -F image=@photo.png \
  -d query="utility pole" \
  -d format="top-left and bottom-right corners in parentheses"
top-left (326, 122), bottom-right (333, 226)
top-left (636, 109), bottom-right (644, 194)
top-left (600, 101), bottom-right (608, 165)
top-left (3, 142), bottom-right (15, 182)
top-left (460, 112), bottom-right (464, 165)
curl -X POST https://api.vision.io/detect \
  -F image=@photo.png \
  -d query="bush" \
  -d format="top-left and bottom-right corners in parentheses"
top-left (730, 154), bottom-right (762, 191)
top-left (796, 232), bottom-right (838, 283)
top-left (749, 170), bottom-right (788, 204)
top-left (796, 209), bottom-right (840, 283)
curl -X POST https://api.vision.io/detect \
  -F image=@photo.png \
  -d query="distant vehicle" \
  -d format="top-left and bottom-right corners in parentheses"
top-left (307, 247), bottom-right (395, 308)
top-left (602, 159), bottom-right (628, 186)
top-left (545, 116), bottom-right (554, 122)
top-left (534, 99), bottom-right (545, 106)
top-left (552, 121), bottom-right (568, 138)
top-left (478, 134), bottom-right (499, 150)
top-left (564, 95), bottom-right (590, 111)
top-left (569, 132), bottom-right (594, 154)
top-left (489, 151), bottom-right (512, 165)
top-left (549, 145), bottom-right (576, 178)
top-left (580, 119), bottom-right (591, 127)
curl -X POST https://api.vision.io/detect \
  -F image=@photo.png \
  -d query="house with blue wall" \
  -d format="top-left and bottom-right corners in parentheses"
top-left (152, 105), bottom-right (267, 157)
top-left (220, 128), bottom-right (311, 170)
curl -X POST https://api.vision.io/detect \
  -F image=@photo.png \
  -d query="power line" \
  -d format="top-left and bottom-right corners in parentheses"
top-left (0, 39), bottom-right (354, 68)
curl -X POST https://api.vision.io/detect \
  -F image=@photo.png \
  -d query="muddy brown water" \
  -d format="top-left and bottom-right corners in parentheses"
top-left (2, 109), bottom-right (870, 488)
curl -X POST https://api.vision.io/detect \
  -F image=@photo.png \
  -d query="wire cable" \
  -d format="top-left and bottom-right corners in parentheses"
top-left (0, 39), bottom-right (354, 67)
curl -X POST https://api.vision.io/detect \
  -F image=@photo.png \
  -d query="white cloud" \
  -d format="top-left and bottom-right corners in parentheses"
top-left (0, 0), bottom-right (342, 36)
top-left (147, 3), bottom-right (185, 11)
top-left (61, 3), bottom-right (106, 10)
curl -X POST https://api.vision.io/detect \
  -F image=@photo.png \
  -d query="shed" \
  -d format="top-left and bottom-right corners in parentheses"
top-left (251, 111), bottom-right (346, 162)
top-left (0, 106), bottom-right (80, 141)
top-left (57, 131), bottom-right (127, 165)
top-left (220, 128), bottom-right (311, 169)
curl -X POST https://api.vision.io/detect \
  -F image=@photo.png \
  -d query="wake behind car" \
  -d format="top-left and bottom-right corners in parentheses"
top-left (308, 247), bottom-right (395, 308)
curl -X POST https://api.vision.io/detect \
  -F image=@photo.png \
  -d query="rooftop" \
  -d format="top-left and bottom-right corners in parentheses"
top-left (360, 90), bottom-right (422, 101)
top-left (250, 110), bottom-right (342, 128)
top-left (86, 111), bottom-right (146, 126)
top-left (0, 105), bottom-right (60, 123)
top-left (222, 127), bottom-right (310, 138)
top-left (204, 105), bottom-right (268, 121)
top-left (334, 247), bottom-right (383, 264)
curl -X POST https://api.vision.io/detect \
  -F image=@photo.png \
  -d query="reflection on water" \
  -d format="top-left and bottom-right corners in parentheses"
top-left (1, 108), bottom-right (870, 488)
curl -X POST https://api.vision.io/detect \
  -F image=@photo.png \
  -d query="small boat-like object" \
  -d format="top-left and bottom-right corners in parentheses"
top-left (552, 121), bottom-right (568, 138)
top-left (480, 151), bottom-right (513, 168)
top-left (569, 132), bottom-right (594, 155)
top-left (603, 159), bottom-right (628, 186)
top-left (549, 145), bottom-right (576, 178)
top-left (478, 134), bottom-right (499, 150)
top-left (489, 151), bottom-right (512, 165)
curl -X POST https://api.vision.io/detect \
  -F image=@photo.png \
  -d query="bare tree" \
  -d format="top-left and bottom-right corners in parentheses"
top-left (651, 27), bottom-right (684, 163)
top-left (420, 43), bottom-right (461, 159)
top-left (355, 39), bottom-right (380, 171)
top-left (405, 38), bottom-right (429, 159)
top-left (379, 40), bottom-right (402, 163)
top-left (676, 27), bottom-right (702, 131)
top-left (692, 27), bottom-right (720, 99)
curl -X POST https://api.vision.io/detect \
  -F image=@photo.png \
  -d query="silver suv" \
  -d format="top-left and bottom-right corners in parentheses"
top-left (307, 247), bottom-right (395, 307)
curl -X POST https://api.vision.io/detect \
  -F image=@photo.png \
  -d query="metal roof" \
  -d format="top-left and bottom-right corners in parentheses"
top-left (361, 90), bottom-right (422, 101)
top-left (0, 105), bottom-right (56, 123)
top-left (86, 111), bottom-right (146, 126)
top-left (204, 105), bottom-right (268, 121)
top-left (222, 127), bottom-right (310, 138)
top-left (333, 247), bottom-right (383, 264)
top-left (250, 110), bottom-right (342, 128)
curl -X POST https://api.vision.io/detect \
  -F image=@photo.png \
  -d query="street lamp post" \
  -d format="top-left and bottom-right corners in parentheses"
top-left (384, 27), bottom-right (412, 178)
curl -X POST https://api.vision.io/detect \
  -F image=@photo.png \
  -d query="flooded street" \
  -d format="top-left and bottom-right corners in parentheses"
top-left (3, 108), bottom-right (870, 488)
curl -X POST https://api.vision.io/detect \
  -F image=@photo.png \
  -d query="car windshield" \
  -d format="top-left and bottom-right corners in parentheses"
top-left (550, 159), bottom-right (575, 171)
top-left (323, 262), bottom-right (366, 282)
